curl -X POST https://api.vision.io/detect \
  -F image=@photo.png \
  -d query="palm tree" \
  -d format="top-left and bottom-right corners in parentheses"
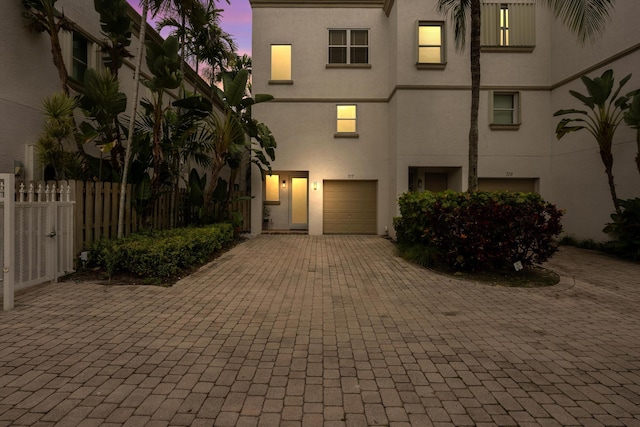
top-left (436, 0), bottom-right (615, 192)
top-left (22, 0), bottom-right (90, 163)
top-left (555, 70), bottom-right (632, 215)
top-left (22, 0), bottom-right (73, 95)
top-left (117, 0), bottom-right (165, 238)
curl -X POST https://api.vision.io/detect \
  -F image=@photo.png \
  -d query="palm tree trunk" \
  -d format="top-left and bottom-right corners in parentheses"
top-left (151, 91), bottom-right (165, 196)
top-left (468, 0), bottom-right (481, 192)
top-left (118, 0), bottom-right (149, 238)
top-left (221, 167), bottom-right (239, 220)
top-left (204, 160), bottom-right (225, 216)
top-left (636, 132), bottom-right (640, 175)
top-left (600, 149), bottom-right (621, 214)
top-left (47, 15), bottom-right (88, 161)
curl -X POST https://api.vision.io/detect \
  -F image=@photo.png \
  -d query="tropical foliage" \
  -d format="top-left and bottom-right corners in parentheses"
top-left (603, 198), bottom-right (640, 261)
top-left (436, 0), bottom-right (616, 192)
top-left (23, 0), bottom-right (277, 236)
top-left (394, 190), bottom-right (564, 272)
top-left (624, 90), bottom-right (640, 175)
top-left (554, 69), bottom-right (634, 214)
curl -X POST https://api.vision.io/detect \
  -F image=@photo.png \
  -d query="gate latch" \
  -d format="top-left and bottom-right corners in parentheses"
top-left (48, 230), bottom-right (57, 238)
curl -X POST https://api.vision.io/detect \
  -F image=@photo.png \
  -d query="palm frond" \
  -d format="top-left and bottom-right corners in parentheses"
top-left (436, 0), bottom-right (471, 51)
top-left (539, 0), bottom-right (614, 45)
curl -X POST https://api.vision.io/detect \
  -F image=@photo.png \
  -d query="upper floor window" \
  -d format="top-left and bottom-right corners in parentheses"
top-left (72, 32), bottom-right (90, 82)
top-left (270, 44), bottom-right (292, 83)
top-left (60, 30), bottom-right (99, 86)
top-left (481, 2), bottom-right (535, 50)
top-left (417, 21), bottom-right (445, 68)
top-left (335, 105), bottom-right (358, 137)
top-left (328, 29), bottom-right (369, 65)
top-left (500, 4), bottom-right (509, 45)
top-left (491, 92), bottom-right (520, 130)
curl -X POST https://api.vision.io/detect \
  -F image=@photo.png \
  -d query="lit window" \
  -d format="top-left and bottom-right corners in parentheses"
top-left (500, 4), bottom-right (509, 46)
top-left (265, 174), bottom-right (280, 203)
top-left (492, 92), bottom-right (520, 127)
top-left (329, 29), bottom-right (368, 64)
top-left (418, 22), bottom-right (444, 64)
top-left (270, 45), bottom-right (291, 81)
top-left (72, 32), bottom-right (89, 82)
top-left (481, 2), bottom-right (535, 48)
top-left (336, 105), bottom-right (357, 133)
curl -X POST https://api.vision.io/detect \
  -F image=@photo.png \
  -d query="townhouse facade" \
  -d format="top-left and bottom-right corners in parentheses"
top-left (249, 0), bottom-right (640, 240)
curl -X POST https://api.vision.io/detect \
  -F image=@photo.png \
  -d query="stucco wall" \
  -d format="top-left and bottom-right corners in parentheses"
top-left (546, 1), bottom-right (640, 240)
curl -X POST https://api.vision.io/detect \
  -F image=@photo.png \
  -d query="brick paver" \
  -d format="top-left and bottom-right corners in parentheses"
top-left (1, 236), bottom-right (640, 425)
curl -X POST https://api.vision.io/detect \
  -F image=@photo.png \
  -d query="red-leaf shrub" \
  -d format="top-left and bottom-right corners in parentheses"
top-left (393, 191), bottom-right (564, 271)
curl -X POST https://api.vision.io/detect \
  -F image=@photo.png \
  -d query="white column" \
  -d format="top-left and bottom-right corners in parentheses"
top-left (2, 174), bottom-right (15, 310)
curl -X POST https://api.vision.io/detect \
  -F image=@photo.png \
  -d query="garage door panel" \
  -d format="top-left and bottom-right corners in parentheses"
top-left (323, 180), bottom-right (377, 234)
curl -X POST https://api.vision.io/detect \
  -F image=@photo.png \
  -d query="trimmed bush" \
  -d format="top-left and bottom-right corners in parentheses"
top-left (603, 198), bottom-right (640, 260)
top-left (90, 223), bottom-right (235, 279)
top-left (393, 191), bottom-right (564, 271)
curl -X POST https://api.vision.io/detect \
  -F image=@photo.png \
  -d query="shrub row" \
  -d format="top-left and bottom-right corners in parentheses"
top-left (603, 197), bottom-right (640, 260)
top-left (393, 191), bottom-right (564, 271)
top-left (90, 223), bottom-right (235, 279)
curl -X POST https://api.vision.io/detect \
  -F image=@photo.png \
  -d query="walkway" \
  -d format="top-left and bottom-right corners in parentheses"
top-left (1, 236), bottom-right (639, 426)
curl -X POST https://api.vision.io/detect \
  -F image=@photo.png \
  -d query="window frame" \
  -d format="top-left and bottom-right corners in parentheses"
top-left (416, 21), bottom-right (446, 69)
top-left (480, 2), bottom-right (536, 52)
top-left (499, 4), bottom-right (510, 46)
top-left (335, 104), bottom-right (359, 138)
top-left (490, 91), bottom-right (521, 130)
top-left (61, 29), bottom-right (100, 90)
top-left (269, 44), bottom-right (293, 84)
top-left (327, 29), bottom-right (371, 68)
top-left (72, 32), bottom-right (90, 83)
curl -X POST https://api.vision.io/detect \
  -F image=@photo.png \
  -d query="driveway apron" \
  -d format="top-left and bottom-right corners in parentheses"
top-left (1, 235), bottom-right (639, 426)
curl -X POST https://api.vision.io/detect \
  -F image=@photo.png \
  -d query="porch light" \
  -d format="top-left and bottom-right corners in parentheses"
top-left (282, 180), bottom-right (286, 188)
top-left (312, 181), bottom-right (318, 191)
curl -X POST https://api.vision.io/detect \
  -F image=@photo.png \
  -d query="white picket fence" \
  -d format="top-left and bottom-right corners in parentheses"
top-left (1, 174), bottom-right (75, 310)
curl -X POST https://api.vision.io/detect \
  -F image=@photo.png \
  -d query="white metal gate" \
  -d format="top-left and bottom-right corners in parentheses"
top-left (1, 174), bottom-right (75, 310)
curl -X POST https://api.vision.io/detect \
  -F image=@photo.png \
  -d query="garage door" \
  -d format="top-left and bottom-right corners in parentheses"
top-left (478, 178), bottom-right (537, 192)
top-left (323, 180), bottom-right (377, 234)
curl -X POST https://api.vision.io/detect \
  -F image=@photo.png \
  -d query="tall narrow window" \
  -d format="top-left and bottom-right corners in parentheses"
top-left (500, 4), bottom-right (509, 46)
top-left (265, 174), bottom-right (280, 203)
top-left (328, 29), bottom-right (369, 64)
top-left (270, 45), bottom-right (292, 82)
top-left (336, 105), bottom-right (357, 134)
top-left (72, 32), bottom-right (89, 82)
top-left (350, 30), bottom-right (368, 64)
top-left (418, 22), bottom-right (444, 65)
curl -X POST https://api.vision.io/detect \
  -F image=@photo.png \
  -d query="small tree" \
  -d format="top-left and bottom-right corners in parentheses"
top-left (36, 92), bottom-right (82, 180)
top-left (554, 69), bottom-right (633, 215)
top-left (142, 36), bottom-right (183, 200)
top-left (624, 91), bottom-right (640, 175)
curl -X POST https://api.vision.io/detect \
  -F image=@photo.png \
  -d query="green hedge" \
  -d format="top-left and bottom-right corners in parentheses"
top-left (393, 191), bottom-right (564, 271)
top-left (603, 198), bottom-right (640, 260)
top-left (90, 223), bottom-right (235, 279)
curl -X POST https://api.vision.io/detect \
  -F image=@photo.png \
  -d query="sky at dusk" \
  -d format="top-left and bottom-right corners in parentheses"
top-left (126, 0), bottom-right (252, 57)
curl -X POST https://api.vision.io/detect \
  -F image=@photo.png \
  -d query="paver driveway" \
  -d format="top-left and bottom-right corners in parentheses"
top-left (1, 235), bottom-right (639, 426)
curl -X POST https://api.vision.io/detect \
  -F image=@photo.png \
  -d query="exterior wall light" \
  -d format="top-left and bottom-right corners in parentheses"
top-left (313, 181), bottom-right (318, 190)
top-left (282, 180), bottom-right (286, 188)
